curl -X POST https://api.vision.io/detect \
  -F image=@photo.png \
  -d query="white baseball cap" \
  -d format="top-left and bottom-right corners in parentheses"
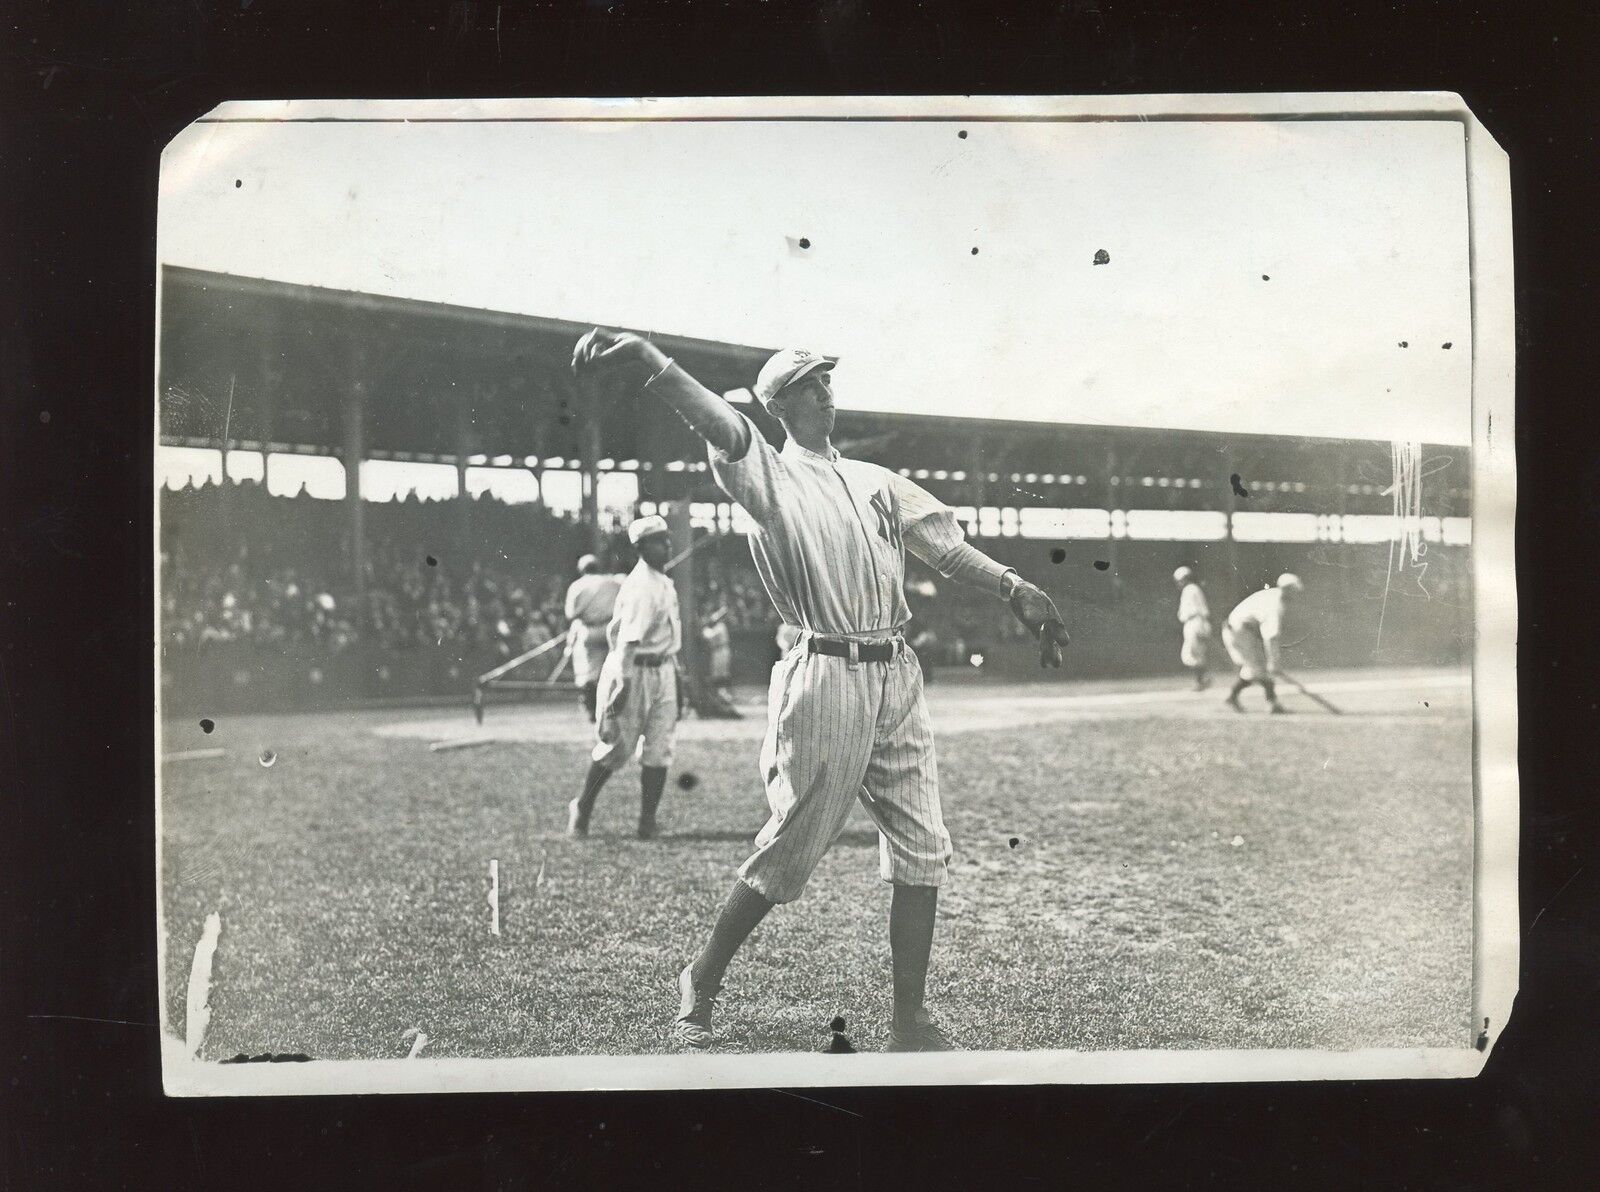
top-left (577, 553), bottom-right (599, 573)
top-left (1276, 572), bottom-right (1304, 592)
top-left (1173, 566), bottom-right (1195, 584)
top-left (754, 348), bottom-right (835, 406)
top-left (628, 514), bottom-right (671, 544)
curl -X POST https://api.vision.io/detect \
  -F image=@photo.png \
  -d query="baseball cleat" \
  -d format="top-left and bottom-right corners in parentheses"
top-left (673, 966), bottom-right (719, 1049)
top-left (566, 797), bottom-right (589, 838)
top-left (637, 817), bottom-right (659, 841)
top-left (1269, 702), bottom-right (1289, 715)
top-left (1225, 693), bottom-right (1243, 713)
top-left (887, 1012), bottom-right (958, 1052)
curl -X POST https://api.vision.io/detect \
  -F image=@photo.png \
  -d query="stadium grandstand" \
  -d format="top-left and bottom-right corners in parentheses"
top-left (158, 267), bottom-right (1472, 714)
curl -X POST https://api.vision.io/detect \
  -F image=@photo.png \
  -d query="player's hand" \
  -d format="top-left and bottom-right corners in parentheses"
top-left (1008, 579), bottom-right (1069, 668)
top-left (571, 328), bottom-right (670, 387)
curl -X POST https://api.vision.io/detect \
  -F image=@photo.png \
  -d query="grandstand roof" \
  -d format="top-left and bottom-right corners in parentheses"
top-left (159, 267), bottom-right (1470, 518)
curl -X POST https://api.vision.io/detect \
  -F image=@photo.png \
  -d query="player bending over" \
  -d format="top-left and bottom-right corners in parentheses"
top-left (572, 331), bottom-right (1069, 1052)
top-left (1221, 573), bottom-right (1303, 713)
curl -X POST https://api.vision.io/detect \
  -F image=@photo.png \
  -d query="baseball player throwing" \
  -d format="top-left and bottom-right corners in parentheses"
top-left (567, 515), bottom-right (682, 840)
top-left (572, 331), bottom-right (1068, 1052)
top-left (1221, 573), bottom-right (1304, 713)
top-left (1172, 565), bottom-right (1212, 690)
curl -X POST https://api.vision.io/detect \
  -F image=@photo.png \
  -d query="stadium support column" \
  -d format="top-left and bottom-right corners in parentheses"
top-left (260, 339), bottom-right (281, 490)
top-left (1104, 445), bottom-right (1121, 605)
top-left (667, 498), bottom-right (700, 703)
top-left (528, 372), bottom-right (550, 513)
top-left (970, 435), bottom-right (987, 528)
top-left (1334, 454), bottom-right (1350, 608)
top-left (1222, 445), bottom-right (1241, 598)
top-left (580, 403), bottom-right (603, 557)
top-left (341, 360), bottom-right (368, 598)
top-left (454, 407), bottom-right (472, 553)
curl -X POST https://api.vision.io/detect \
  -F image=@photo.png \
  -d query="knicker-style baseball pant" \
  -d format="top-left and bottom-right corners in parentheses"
top-left (738, 637), bottom-right (952, 904)
top-left (591, 656), bottom-right (678, 769)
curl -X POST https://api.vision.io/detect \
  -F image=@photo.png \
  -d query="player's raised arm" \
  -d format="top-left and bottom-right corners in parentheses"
top-left (571, 329), bottom-right (750, 458)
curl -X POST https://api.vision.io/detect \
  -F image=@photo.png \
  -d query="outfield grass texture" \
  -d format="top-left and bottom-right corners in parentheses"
top-left (160, 670), bottom-right (1473, 1059)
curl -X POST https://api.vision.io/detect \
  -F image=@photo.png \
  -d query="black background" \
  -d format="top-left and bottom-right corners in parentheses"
top-left (4, 1), bottom-right (1597, 1187)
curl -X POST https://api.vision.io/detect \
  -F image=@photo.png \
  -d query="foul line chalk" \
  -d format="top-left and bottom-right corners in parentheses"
top-left (165, 748), bottom-right (226, 763)
top-left (184, 912), bottom-right (222, 1060)
top-left (429, 736), bottom-right (500, 753)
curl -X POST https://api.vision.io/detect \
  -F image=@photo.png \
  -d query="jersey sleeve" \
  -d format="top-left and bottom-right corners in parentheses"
top-left (609, 576), bottom-right (652, 646)
top-left (706, 408), bottom-right (784, 530)
top-left (890, 472), bottom-right (967, 565)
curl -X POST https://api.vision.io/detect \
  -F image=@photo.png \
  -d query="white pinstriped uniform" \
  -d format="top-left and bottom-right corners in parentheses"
top-left (709, 410), bottom-right (965, 903)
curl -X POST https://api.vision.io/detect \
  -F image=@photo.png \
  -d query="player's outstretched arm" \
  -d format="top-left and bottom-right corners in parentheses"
top-left (571, 329), bottom-right (749, 457)
top-left (912, 528), bottom-right (1069, 668)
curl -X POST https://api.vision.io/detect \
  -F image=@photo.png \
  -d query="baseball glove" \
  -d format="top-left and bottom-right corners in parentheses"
top-left (1008, 579), bottom-right (1069, 668)
top-left (571, 328), bottom-right (669, 386)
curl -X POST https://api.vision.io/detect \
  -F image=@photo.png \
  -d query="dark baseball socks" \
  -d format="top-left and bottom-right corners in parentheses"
top-left (889, 884), bottom-right (939, 1032)
top-left (689, 878), bottom-right (774, 993)
top-left (569, 761), bottom-right (613, 833)
top-left (572, 762), bottom-right (671, 837)
top-left (1226, 677), bottom-right (1283, 710)
top-left (639, 765), bottom-right (667, 839)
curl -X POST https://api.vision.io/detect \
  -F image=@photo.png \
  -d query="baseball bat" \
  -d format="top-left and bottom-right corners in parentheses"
top-left (1276, 669), bottom-right (1344, 715)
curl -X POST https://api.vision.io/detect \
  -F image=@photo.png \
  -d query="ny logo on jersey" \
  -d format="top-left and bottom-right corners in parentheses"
top-left (869, 489), bottom-right (901, 551)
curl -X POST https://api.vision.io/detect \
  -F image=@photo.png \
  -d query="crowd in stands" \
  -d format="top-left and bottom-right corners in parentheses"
top-left (160, 482), bottom-right (1041, 668)
top-left (162, 482), bottom-right (591, 661)
top-left (161, 480), bottom-right (1471, 683)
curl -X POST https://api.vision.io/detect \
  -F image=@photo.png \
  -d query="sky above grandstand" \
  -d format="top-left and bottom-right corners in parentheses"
top-left (161, 107), bottom-right (1472, 445)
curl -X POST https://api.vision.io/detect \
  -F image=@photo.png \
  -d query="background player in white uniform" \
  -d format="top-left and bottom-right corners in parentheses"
top-left (572, 331), bottom-right (1068, 1052)
top-left (1222, 573), bottom-right (1303, 713)
top-left (564, 553), bottom-right (622, 717)
top-left (700, 606), bottom-right (740, 716)
top-left (1172, 565), bottom-right (1212, 690)
top-left (567, 516), bottom-right (682, 840)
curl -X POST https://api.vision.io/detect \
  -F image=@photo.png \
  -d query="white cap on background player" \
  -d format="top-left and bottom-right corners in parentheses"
top-left (1173, 566), bottom-right (1195, 584)
top-left (627, 514), bottom-right (671, 544)
top-left (754, 348), bottom-right (835, 406)
top-left (1276, 572), bottom-right (1304, 592)
top-left (577, 553), bottom-right (599, 574)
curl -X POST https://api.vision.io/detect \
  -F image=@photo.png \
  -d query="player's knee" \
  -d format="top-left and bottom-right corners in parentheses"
top-left (740, 870), bottom-right (806, 906)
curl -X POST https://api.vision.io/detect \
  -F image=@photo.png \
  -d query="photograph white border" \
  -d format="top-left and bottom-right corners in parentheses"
top-left (155, 91), bottom-right (1516, 1096)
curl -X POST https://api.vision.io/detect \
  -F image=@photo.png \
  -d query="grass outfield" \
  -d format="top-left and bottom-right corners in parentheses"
top-left (159, 668), bottom-right (1473, 1059)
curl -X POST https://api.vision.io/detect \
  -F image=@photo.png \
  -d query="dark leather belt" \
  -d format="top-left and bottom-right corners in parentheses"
top-left (633, 653), bottom-right (670, 667)
top-left (807, 637), bottom-right (900, 663)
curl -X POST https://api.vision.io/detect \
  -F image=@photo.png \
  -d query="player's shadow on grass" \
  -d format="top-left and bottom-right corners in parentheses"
top-left (663, 828), bottom-right (881, 848)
